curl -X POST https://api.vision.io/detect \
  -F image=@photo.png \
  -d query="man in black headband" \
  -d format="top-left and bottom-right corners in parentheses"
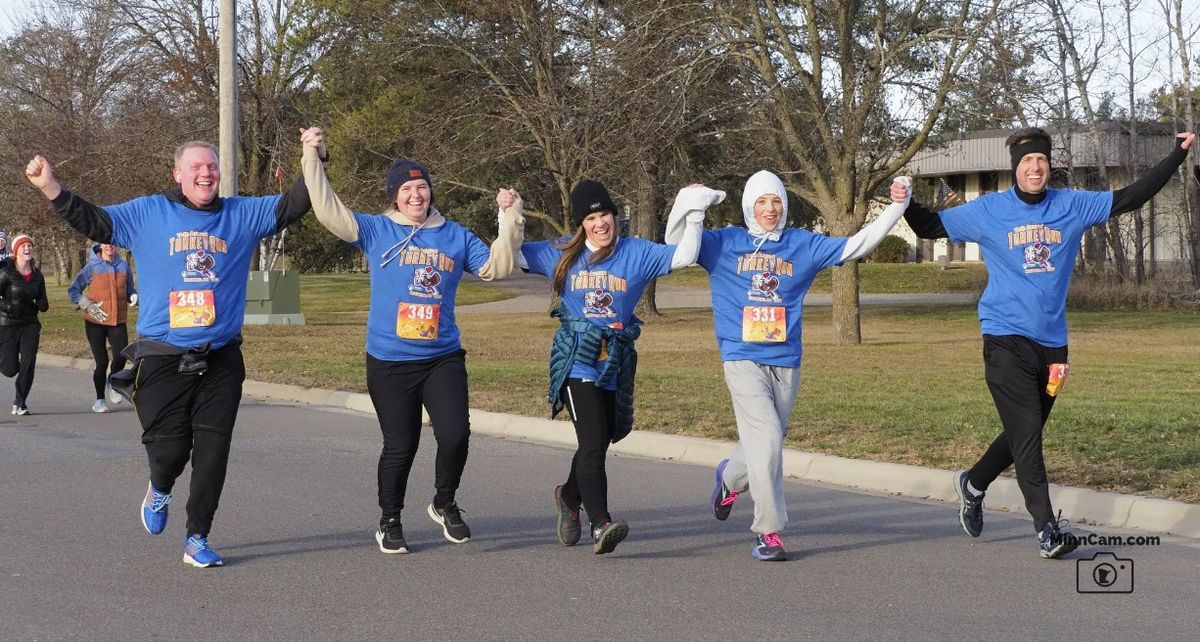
top-left (894, 126), bottom-right (1194, 559)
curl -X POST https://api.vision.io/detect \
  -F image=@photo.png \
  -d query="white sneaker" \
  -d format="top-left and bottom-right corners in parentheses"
top-left (92, 399), bottom-right (111, 413)
top-left (12, 404), bottom-right (29, 416)
top-left (105, 383), bottom-right (123, 405)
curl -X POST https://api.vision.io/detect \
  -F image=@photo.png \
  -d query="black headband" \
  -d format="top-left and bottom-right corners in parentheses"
top-left (1010, 139), bottom-right (1052, 172)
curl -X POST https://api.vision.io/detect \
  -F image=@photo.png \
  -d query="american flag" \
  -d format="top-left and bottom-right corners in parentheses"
top-left (938, 177), bottom-right (964, 207)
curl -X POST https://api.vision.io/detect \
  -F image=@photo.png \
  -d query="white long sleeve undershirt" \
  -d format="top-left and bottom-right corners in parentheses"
top-left (838, 178), bottom-right (911, 263)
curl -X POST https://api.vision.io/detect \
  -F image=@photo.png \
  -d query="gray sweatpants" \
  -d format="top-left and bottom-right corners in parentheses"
top-left (720, 360), bottom-right (801, 535)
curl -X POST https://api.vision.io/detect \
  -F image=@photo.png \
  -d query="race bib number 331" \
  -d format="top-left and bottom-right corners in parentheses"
top-left (396, 302), bottom-right (440, 340)
top-left (742, 306), bottom-right (786, 342)
top-left (169, 290), bottom-right (216, 328)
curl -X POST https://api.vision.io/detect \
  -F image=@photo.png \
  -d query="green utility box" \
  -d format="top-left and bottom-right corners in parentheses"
top-left (244, 269), bottom-right (305, 325)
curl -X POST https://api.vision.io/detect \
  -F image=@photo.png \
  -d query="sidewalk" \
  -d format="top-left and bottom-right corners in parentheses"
top-left (38, 353), bottom-right (1200, 540)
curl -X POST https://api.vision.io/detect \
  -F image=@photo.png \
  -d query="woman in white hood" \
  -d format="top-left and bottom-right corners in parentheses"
top-left (667, 169), bottom-right (910, 560)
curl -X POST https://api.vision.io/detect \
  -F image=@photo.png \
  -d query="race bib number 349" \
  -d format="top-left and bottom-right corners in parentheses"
top-left (169, 290), bottom-right (216, 328)
top-left (396, 302), bottom-right (440, 340)
top-left (742, 306), bottom-right (786, 342)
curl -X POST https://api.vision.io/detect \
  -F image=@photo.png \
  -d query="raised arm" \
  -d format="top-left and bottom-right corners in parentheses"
top-left (841, 177), bottom-right (911, 262)
top-left (1110, 132), bottom-right (1194, 216)
top-left (26, 156), bottom-right (115, 243)
top-left (274, 173), bottom-right (316, 232)
top-left (663, 184), bottom-right (724, 269)
top-left (476, 188), bottom-right (527, 281)
top-left (895, 177), bottom-right (949, 239)
top-left (300, 127), bottom-right (359, 242)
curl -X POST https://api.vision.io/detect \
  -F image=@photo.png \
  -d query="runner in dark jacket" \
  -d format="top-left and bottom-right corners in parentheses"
top-left (0, 234), bottom-right (49, 415)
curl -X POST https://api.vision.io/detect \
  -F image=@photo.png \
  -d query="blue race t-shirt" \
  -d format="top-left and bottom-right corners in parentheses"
top-left (106, 194), bottom-right (278, 349)
top-left (940, 187), bottom-right (1111, 347)
top-left (699, 227), bottom-right (847, 368)
top-left (522, 237), bottom-right (674, 386)
top-left (355, 215), bottom-right (491, 361)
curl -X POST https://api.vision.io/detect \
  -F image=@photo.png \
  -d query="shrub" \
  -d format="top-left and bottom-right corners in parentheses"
top-left (1067, 274), bottom-right (1200, 311)
top-left (869, 234), bottom-right (910, 263)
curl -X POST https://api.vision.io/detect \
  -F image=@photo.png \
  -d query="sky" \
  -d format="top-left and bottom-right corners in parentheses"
top-left (0, 0), bottom-right (22, 37)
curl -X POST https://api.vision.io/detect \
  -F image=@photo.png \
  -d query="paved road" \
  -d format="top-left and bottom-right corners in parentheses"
top-left (459, 272), bottom-right (976, 313)
top-left (2, 367), bottom-right (1196, 640)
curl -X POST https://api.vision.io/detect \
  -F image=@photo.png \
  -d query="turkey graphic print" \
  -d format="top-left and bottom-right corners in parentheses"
top-left (1008, 224), bottom-right (1063, 274)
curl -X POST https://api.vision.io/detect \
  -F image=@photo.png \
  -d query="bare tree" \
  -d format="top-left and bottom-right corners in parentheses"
top-left (1158, 0), bottom-right (1199, 286)
top-left (712, 0), bottom-right (1000, 344)
top-left (1047, 0), bottom-right (1133, 280)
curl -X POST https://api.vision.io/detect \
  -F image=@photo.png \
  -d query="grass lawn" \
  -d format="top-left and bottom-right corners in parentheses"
top-left (32, 272), bottom-right (1200, 503)
top-left (662, 262), bottom-right (989, 294)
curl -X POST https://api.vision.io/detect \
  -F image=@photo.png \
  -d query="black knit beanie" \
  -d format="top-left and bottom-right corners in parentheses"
top-left (569, 179), bottom-right (618, 227)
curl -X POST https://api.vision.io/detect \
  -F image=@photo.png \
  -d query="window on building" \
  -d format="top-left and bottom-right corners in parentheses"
top-left (979, 171), bottom-right (998, 193)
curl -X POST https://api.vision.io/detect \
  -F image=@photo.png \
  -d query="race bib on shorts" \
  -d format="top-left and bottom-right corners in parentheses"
top-left (742, 306), bottom-right (786, 342)
top-left (169, 290), bottom-right (216, 328)
top-left (396, 302), bottom-right (440, 340)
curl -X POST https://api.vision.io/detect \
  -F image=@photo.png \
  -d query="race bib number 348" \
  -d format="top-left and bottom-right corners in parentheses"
top-left (396, 302), bottom-right (440, 340)
top-left (169, 290), bottom-right (216, 328)
top-left (742, 306), bottom-right (786, 342)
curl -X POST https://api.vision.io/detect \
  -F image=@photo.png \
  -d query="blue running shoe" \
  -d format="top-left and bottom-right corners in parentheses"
top-left (140, 482), bottom-right (171, 535)
top-left (711, 459), bottom-right (739, 520)
top-left (954, 470), bottom-right (984, 538)
top-left (1038, 513), bottom-right (1080, 560)
top-left (183, 534), bottom-right (224, 568)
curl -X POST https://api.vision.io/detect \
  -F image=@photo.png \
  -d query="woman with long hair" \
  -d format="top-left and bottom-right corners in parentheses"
top-left (0, 234), bottom-right (49, 415)
top-left (505, 179), bottom-right (720, 554)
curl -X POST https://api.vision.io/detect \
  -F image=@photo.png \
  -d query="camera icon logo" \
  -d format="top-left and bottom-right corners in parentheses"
top-left (1076, 552), bottom-right (1134, 594)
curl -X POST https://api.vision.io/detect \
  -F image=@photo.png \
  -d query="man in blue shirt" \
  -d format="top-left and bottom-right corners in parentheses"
top-left (26, 143), bottom-right (313, 568)
top-left (898, 127), bottom-right (1194, 558)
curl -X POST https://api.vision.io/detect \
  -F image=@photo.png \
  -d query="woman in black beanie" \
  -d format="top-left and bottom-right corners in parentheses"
top-left (501, 178), bottom-right (722, 554)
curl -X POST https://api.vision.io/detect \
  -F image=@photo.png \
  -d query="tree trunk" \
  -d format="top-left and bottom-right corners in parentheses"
top-left (832, 262), bottom-right (861, 345)
top-left (1167, 0), bottom-right (1199, 286)
top-left (1133, 210), bottom-right (1145, 284)
top-left (633, 155), bottom-right (663, 317)
top-left (1148, 198), bottom-right (1157, 279)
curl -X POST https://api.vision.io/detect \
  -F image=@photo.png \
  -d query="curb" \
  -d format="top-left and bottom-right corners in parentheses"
top-left (40, 353), bottom-right (1200, 540)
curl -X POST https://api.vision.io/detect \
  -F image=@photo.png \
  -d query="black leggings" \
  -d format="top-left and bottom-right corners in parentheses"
top-left (85, 321), bottom-right (128, 399)
top-left (559, 379), bottom-right (617, 527)
top-left (0, 323), bottom-right (40, 407)
top-left (968, 334), bottom-right (1066, 533)
top-left (366, 351), bottom-right (471, 519)
top-left (132, 343), bottom-right (245, 536)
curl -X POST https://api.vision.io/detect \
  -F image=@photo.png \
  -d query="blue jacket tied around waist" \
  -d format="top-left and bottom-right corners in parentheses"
top-left (547, 309), bottom-right (641, 443)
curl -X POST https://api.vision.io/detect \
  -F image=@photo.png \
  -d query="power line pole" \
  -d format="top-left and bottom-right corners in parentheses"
top-left (219, 0), bottom-right (237, 198)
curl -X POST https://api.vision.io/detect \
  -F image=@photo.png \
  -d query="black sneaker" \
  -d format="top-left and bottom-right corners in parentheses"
top-left (591, 520), bottom-right (628, 555)
top-left (375, 517), bottom-right (409, 554)
top-left (554, 485), bottom-right (581, 546)
top-left (954, 470), bottom-right (984, 537)
top-left (427, 501), bottom-right (471, 543)
top-left (1038, 513), bottom-right (1079, 559)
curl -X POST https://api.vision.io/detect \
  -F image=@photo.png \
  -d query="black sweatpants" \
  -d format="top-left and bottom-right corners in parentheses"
top-left (559, 379), bottom-right (617, 527)
top-left (85, 321), bottom-right (129, 399)
top-left (131, 343), bottom-right (245, 536)
top-left (0, 323), bottom-right (40, 407)
top-left (968, 334), bottom-right (1067, 533)
top-left (366, 351), bottom-right (471, 519)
